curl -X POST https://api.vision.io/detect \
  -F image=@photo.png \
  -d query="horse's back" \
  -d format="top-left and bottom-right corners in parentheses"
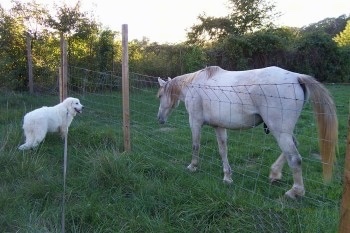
top-left (195, 66), bottom-right (305, 101)
top-left (218, 66), bottom-right (299, 81)
top-left (186, 66), bottom-right (306, 130)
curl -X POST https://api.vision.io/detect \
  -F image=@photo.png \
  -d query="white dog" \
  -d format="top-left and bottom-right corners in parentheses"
top-left (18, 97), bottom-right (84, 150)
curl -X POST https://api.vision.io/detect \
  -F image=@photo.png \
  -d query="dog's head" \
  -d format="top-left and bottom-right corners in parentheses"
top-left (64, 97), bottom-right (84, 116)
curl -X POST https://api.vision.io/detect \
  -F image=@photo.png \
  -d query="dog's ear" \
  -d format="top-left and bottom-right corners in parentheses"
top-left (70, 98), bottom-right (77, 106)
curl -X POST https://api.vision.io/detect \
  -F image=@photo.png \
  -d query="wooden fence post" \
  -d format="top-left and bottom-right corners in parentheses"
top-left (26, 32), bottom-right (34, 94)
top-left (59, 34), bottom-right (68, 102)
top-left (122, 24), bottom-right (131, 152)
top-left (339, 104), bottom-right (350, 232)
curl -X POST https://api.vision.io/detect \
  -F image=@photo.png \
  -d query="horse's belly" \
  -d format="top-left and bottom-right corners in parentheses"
top-left (204, 111), bottom-right (263, 129)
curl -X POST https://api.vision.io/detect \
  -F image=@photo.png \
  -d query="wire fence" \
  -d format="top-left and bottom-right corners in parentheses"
top-left (2, 65), bottom-right (349, 232)
top-left (66, 66), bottom-right (349, 231)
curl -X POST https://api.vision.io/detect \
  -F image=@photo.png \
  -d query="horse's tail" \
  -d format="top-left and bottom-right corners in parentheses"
top-left (298, 75), bottom-right (338, 182)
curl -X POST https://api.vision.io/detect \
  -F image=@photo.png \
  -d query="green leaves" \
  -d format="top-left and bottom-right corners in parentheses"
top-left (186, 0), bottom-right (279, 45)
top-left (333, 20), bottom-right (350, 47)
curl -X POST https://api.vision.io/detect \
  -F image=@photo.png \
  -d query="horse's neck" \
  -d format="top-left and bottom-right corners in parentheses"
top-left (174, 76), bottom-right (189, 101)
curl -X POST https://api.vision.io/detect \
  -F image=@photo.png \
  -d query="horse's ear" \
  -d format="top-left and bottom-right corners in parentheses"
top-left (158, 77), bottom-right (166, 87)
top-left (167, 77), bottom-right (171, 82)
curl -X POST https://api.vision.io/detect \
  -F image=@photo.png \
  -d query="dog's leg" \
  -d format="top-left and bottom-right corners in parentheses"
top-left (60, 126), bottom-right (67, 138)
top-left (18, 129), bottom-right (35, 150)
top-left (19, 139), bottom-right (35, 150)
top-left (33, 127), bottom-right (48, 147)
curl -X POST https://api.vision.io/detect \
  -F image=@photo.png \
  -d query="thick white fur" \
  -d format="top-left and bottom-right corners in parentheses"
top-left (18, 97), bottom-right (84, 150)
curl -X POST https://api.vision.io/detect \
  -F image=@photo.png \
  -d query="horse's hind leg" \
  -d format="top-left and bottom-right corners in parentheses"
top-left (214, 127), bottom-right (232, 183)
top-left (269, 136), bottom-right (298, 182)
top-left (269, 153), bottom-right (286, 182)
top-left (276, 133), bottom-right (305, 199)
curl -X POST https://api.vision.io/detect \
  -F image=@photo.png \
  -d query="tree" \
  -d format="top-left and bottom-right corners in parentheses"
top-left (333, 20), bottom-right (350, 47)
top-left (226, 0), bottom-right (278, 34)
top-left (9, 0), bottom-right (49, 93)
top-left (333, 20), bottom-right (350, 82)
top-left (0, 5), bottom-right (27, 90)
top-left (186, 0), bottom-right (279, 45)
top-left (293, 32), bottom-right (340, 82)
top-left (11, 0), bottom-right (48, 37)
top-left (45, 0), bottom-right (101, 93)
top-left (203, 27), bottom-right (298, 70)
top-left (186, 15), bottom-right (233, 45)
top-left (246, 27), bottom-right (298, 68)
top-left (98, 29), bottom-right (118, 72)
top-left (69, 17), bottom-right (100, 70)
top-left (46, 1), bottom-right (86, 37)
top-left (302, 15), bottom-right (349, 37)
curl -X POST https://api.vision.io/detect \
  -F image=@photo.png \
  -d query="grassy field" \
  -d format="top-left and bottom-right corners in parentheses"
top-left (0, 83), bottom-right (349, 232)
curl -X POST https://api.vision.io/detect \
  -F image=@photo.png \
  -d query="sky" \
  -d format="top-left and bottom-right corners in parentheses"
top-left (1, 0), bottom-right (350, 43)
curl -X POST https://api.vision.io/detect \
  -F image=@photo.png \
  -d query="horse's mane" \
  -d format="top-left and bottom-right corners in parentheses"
top-left (203, 66), bottom-right (222, 79)
top-left (176, 66), bottom-right (222, 86)
top-left (162, 66), bottom-right (223, 107)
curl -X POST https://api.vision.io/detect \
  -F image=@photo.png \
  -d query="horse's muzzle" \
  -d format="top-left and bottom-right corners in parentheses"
top-left (157, 109), bottom-right (168, 124)
top-left (158, 117), bottom-right (166, 124)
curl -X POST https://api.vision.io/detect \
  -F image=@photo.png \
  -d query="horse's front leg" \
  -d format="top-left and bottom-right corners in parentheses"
top-left (187, 124), bottom-right (201, 172)
top-left (214, 127), bottom-right (232, 183)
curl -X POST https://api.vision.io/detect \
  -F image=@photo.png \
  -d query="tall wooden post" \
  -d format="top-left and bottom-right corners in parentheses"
top-left (339, 104), bottom-right (350, 233)
top-left (122, 24), bottom-right (131, 152)
top-left (59, 34), bottom-right (68, 102)
top-left (26, 32), bottom-right (34, 94)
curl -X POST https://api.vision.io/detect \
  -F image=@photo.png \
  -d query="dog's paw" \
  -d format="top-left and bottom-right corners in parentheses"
top-left (18, 144), bottom-right (29, 150)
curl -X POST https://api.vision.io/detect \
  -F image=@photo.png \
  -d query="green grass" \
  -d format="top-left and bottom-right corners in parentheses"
top-left (0, 84), bottom-right (349, 232)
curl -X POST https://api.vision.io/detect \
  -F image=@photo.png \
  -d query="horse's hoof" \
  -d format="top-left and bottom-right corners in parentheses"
top-left (284, 186), bottom-right (305, 199)
top-left (285, 190), bottom-right (298, 199)
top-left (187, 164), bottom-right (197, 172)
top-left (269, 172), bottom-right (282, 183)
top-left (223, 177), bottom-right (233, 184)
top-left (269, 177), bottom-right (282, 183)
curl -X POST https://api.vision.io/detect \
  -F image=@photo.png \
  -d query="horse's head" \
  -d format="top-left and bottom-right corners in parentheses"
top-left (157, 77), bottom-right (180, 124)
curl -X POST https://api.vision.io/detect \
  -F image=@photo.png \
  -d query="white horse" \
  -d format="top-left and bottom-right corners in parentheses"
top-left (157, 66), bottom-right (338, 199)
